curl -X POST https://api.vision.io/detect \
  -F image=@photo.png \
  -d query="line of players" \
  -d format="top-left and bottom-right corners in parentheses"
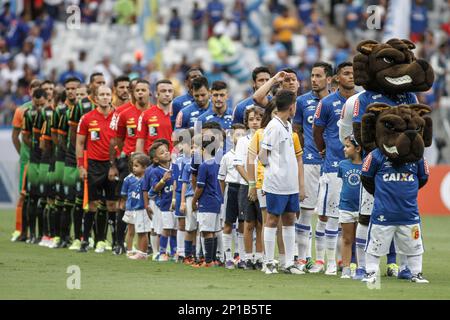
top-left (11, 63), bottom-right (418, 280)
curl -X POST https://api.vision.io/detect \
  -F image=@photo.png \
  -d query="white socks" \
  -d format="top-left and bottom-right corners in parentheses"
top-left (296, 208), bottom-right (313, 261)
top-left (263, 227), bottom-right (277, 263)
top-left (366, 253), bottom-right (380, 274)
top-left (356, 223), bottom-right (368, 269)
top-left (176, 230), bottom-right (185, 257)
top-left (282, 226), bottom-right (296, 267)
top-left (315, 219), bottom-right (327, 262)
top-left (407, 255), bottom-right (422, 275)
top-left (150, 234), bottom-right (159, 254)
top-left (216, 230), bottom-right (223, 262)
top-left (325, 217), bottom-right (339, 267)
top-left (222, 232), bottom-right (233, 262)
top-left (238, 232), bottom-right (245, 260)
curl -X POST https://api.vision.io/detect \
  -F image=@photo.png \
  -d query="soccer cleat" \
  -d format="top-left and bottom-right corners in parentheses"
top-left (192, 261), bottom-right (215, 268)
top-left (88, 238), bottom-right (95, 249)
top-left (152, 253), bottom-right (160, 261)
top-left (69, 239), bottom-right (82, 251)
top-left (265, 263), bottom-right (278, 274)
top-left (361, 272), bottom-right (378, 284)
top-left (183, 256), bottom-right (196, 265)
top-left (305, 257), bottom-right (314, 270)
top-left (386, 263), bottom-right (399, 277)
top-left (284, 265), bottom-right (305, 275)
top-left (113, 244), bottom-right (126, 255)
top-left (48, 236), bottom-right (61, 249)
top-left (104, 240), bottom-right (112, 251)
top-left (157, 253), bottom-right (170, 262)
top-left (254, 260), bottom-right (263, 271)
top-left (58, 240), bottom-right (70, 249)
top-left (309, 260), bottom-right (325, 273)
top-left (147, 245), bottom-right (153, 255)
top-left (325, 264), bottom-right (338, 276)
top-left (94, 241), bottom-right (107, 253)
top-left (337, 259), bottom-right (343, 272)
top-left (27, 234), bottom-right (36, 244)
top-left (411, 273), bottom-right (429, 283)
top-left (128, 250), bottom-right (139, 258)
top-left (244, 259), bottom-right (255, 270)
top-left (350, 263), bottom-right (357, 277)
top-left (225, 260), bottom-right (235, 269)
top-left (78, 241), bottom-right (89, 253)
top-left (176, 256), bottom-right (185, 263)
top-left (11, 230), bottom-right (21, 242)
top-left (128, 252), bottom-right (148, 260)
top-left (353, 268), bottom-right (366, 280)
top-left (341, 266), bottom-right (352, 279)
top-left (398, 267), bottom-right (413, 280)
top-left (17, 234), bottom-right (28, 242)
top-left (237, 260), bottom-right (246, 269)
top-left (39, 236), bottom-right (51, 246)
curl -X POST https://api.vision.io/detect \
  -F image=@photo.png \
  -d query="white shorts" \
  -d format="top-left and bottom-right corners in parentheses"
top-left (257, 189), bottom-right (266, 208)
top-left (198, 212), bottom-right (221, 232)
top-left (366, 223), bottom-right (424, 257)
top-left (149, 199), bottom-right (163, 235)
top-left (134, 209), bottom-right (152, 233)
top-left (360, 186), bottom-right (374, 216)
top-left (316, 172), bottom-right (342, 218)
top-left (161, 211), bottom-right (177, 230)
top-left (122, 210), bottom-right (136, 224)
top-left (301, 164), bottom-right (321, 209)
top-left (339, 210), bottom-right (359, 224)
top-left (185, 197), bottom-right (198, 232)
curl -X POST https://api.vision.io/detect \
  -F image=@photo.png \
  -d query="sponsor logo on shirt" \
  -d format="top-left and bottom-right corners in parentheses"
top-left (372, 94), bottom-right (382, 100)
top-left (362, 152), bottom-right (372, 172)
top-left (307, 115), bottom-right (314, 124)
top-left (332, 100), bottom-right (341, 107)
top-left (353, 99), bottom-right (360, 117)
top-left (377, 215), bottom-right (386, 222)
top-left (314, 102), bottom-right (322, 119)
top-left (382, 173), bottom-right (415, 182)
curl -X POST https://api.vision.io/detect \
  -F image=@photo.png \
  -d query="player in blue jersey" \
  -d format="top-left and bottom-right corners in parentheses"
top-left (192, 137), bottom-right (223, 268)
top-left (361, 149), bottom-right (430, 284)
top-left (172, 128), bottom-right (194, 262)
top-left (149, 139), bottom-right (177, 262)
top-left (175, 76), bottom-right (211, 129)
top-left (121, 153), bottom-right (151, 260)
top-left (171, 68), bottom-right (203, 127)
top-left (232, 66), bottom-right (271, 124)
top-left (197, 81), bottom-right (233, 130)
top-left (337, 135), bottom-right (362, 279)
top-left (293, 62), bottom-right (332, 271)
top-left (311, 62), bottom-right (357, 275)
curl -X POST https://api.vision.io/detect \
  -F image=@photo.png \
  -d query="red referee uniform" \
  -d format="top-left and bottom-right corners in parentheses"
top-left (116, 104), bottom-right (145, 156)
top-left (137, 105), bottom-right (173, 154)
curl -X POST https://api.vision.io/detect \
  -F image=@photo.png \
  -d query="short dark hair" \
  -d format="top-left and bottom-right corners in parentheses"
top-left (202, 136), bottom-right (217, 156)
top-left (89, 72), bottom-right (104, 83)
top-left (252, 66), bottom-right (271, 82)
top-left (261, 100), bottom-right (276, 128)
top-left (41, 80), bottom-right (54, 87)
top-left (185, 67), bottom-right (204, 80)
top-left (29, 79), bottom-right (42, 89)
top-left (211, 81), bottom-right (227, 91)
top-left (243, 106), bottom-right (264, 129)
top-left (155, 79), bottom-right (173, 90)
top-left (64, 77), bottom-right (81, 86)
top-left (275, 89), bottom-right (296, 111)
top-left (231, 123), bottom-right (246, 131)
top-left (203, 121), bottom-right (225, 146)
top-left (336, 61), bottom-right (353, 74)
top-left (113, 75), bottom-right (130, 87)
top-left (281, 68), bottom-right (297, 76)
top-left (312, 62), bottom-right (333, 77)
top-left (134, 79), bottom-right (150, 90)
top-left (191, 76), bottom-right (209, 91)
top-left (131, 153), bottom-right (151, 169)
top-left (149, 139), bottom-right (170, 160)
top-left (32, 88), bottom-right (48, 99)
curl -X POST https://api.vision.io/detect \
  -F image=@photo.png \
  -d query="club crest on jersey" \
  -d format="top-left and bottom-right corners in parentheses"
top-left (307, 115), bottom-right (314, 124)
top-left (412, 225), bottom-right (420, 240)
top-left (348, 173), bottom-right (361, 186)
top-left (383, 173), bottom-right (415, 182)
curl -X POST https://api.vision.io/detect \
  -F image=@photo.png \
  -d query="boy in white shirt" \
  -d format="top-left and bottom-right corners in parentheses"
top-left (259, 90), bottom-right (306, 274)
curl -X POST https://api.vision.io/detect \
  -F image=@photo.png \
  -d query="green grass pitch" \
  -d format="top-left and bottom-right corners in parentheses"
top-left (1, 209), bottom-right (450, 300)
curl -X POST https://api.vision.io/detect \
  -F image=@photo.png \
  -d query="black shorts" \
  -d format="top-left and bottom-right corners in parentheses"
top-left (115, 156), bottom-right (130, 197)
top-left (87, 159), bottom-right (118, 202)
top-left (225, 183), bottom-right (244, 224)
top-left (239, 185), bottom-right (262, 223)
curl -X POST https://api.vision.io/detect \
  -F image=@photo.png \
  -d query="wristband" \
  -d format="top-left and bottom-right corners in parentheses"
top-left (160, 178), bottom-right (166, 184)
top-left (77, 157), bottom-right (84, 168)
top-left (248, 181), bottom-right (256, 187)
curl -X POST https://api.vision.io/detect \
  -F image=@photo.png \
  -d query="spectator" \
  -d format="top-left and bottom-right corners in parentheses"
top-left (114, 0), bottom-right (136, 25)
top-left (18, 65), bottom-right (35, 88)
top-left (167, 8), bottom-right (182, 40)
top-left (43, 0), bottom-right (63, 19)
top-left (191, 1), bottom-right (205, 41)
top-left (206, 0), bottom-right (224, 38)
top-left (232, 0), bottom-right (245, 41)
top-left (0, 36), bottom-right (11, 65)
top-left (276, 50), bottom-right (294, 72)
top-left (0, 1), bottom-right (16, 35)
top-left (295, 0), bottom-right (315, 26)
top-left (93, 55), bottom-right (122, 87)
top-left (214, 15), bottom-right (239, 40)
top-left (131, 50), bottom-right (145, 78)
top-left (331, 40), bottom-right (351, 67)
top-left (81, 0), bottom-right (99, 23)
top-left (4, 11), bottom-right (29, 54)
top-left (26, 25), bottom-right (44, 62)
top-left (430, 42), bottom-right (450, 100)
top-left (304, 9), bottom-right (324, 47)
top-left (14, 40), bottom-right (39, 72)
top-left (205, 63), bottom-right (227, 84)
top-left (258, 33), bottom-right (286, 66)
top-left (410, 0), bottom-right (428, 43)
top-left (344, 0), bottom-right (363, 46)
top-left (302, 35), bottom-right (320, 69)
top-left (272, 5), bottom-right (299, 55)
top-left (0, 59), bottom-right (23, 92)
top-left (35, 7), bottom-right (54, 58)
top-left (58, 60), bottom-right (85, 84)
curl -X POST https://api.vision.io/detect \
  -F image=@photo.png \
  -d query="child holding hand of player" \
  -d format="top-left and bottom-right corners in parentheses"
top-left (121, 153), bottom-right (151, 260)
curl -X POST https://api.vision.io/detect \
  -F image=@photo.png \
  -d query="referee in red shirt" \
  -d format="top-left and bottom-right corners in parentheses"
top-left (136, 79), bottom-right (174, 154)
top-left (76, 85), bottom-right (117, 252)
top-left (108, 79), bottom-right (151, 254)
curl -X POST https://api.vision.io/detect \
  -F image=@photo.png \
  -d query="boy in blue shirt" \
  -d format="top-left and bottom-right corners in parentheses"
top-left (361, 149), bottom-right (430, 284)
top-left (121, 153), bottom-right (151, 260)
top-left (191, 137), bottom-right (222, 267)
top-left (337, 135), bottom-right (362, 279)
top-left (149, 139), bottom-right (177, 262)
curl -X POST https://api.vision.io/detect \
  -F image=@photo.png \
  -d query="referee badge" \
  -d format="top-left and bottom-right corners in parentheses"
top-left (90, 130), bottom-right (100, 141)
top-left (412, 226), bottom-right (420, 240)
top-left (149, 126), bottom-right (158, 136)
